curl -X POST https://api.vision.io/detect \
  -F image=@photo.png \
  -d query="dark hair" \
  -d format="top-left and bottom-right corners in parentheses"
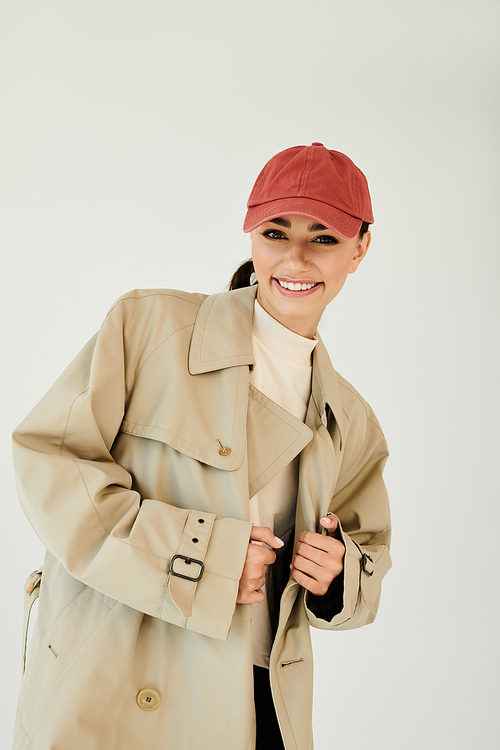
top-left (229, 259), bottom-right (255, 291)
top-left (228, 222), bottom-right (371, 291)
top-left (359, 221), bottom-right (370, 238)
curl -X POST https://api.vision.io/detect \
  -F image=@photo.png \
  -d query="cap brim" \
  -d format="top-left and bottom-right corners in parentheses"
top-left (243, 197), bottom-right (363, 239)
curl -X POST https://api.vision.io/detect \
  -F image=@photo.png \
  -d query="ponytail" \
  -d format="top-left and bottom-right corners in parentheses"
top-left (229, 259), bottom-right (256, 291)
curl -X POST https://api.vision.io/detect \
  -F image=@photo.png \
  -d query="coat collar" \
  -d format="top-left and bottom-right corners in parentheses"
top-left (188, 285), bottom-right (345, 448)
top-left (188, 285), bottom-right (256, 374)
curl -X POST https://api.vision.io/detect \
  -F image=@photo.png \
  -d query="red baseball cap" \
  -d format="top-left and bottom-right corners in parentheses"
top-left (243, 142), bottom-right (374, 239)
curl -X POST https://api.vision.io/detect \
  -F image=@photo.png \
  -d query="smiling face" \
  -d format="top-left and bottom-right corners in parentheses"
top-left (250, 214), bottom-right (371, 338)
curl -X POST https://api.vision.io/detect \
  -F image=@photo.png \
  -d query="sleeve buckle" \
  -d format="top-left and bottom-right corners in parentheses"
top-left (361, 553), bottom-right (374, 577)
top-left (169, 554), bottom-right (204, 582)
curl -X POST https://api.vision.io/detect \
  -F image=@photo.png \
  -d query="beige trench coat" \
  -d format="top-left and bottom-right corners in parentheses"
top-left (12, 285), bottom-right (391, 750)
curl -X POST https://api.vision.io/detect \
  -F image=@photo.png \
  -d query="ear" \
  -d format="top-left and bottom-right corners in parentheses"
top-left (348, 231), bottom-right (371, 274)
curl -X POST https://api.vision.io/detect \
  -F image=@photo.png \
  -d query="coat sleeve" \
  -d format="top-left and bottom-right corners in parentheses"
top-left (305, 403), bottom-right (392, 631)
top-left (12, 297), bottom-right (252, 642)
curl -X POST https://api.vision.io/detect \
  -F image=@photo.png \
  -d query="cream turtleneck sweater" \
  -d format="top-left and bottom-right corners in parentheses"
top-left (249, 299), bottom-right (317, 668)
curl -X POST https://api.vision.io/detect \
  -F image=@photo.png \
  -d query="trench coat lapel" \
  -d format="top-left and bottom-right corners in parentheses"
top-left (295, 337), bottom-right (345, 534)
top-left (187, 286), bottom-right (345, 521)
top-left (310, 335), bottom-right (345, 452)
top-left (247, 385), bottom-right (312, 498)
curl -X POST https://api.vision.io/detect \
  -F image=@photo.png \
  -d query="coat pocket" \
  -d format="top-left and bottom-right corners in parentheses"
top-left (21, 585), bottom-right (115, 736)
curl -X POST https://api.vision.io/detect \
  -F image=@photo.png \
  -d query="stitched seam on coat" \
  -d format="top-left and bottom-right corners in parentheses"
top-left (133, 323), bottom-right (196, 379)
top-left (364, 520), bottom-right (391, 547)
top-left (159, 571), bottom-right (170, 618)
top-left (249, 432), bottom-right (305, 484)
top-left (59, 387), bottom-right (90, 454)
top-left (230, 365), bottom-right (245, 457)
top-left (342, 406), bottom-right (351, 426)
top-left (250, 390), bottom-right (306, 429)
top-left (160, 581), bottom-right (186, 626)
top-left (271, 675), bottom-right (299, 750)
top-left (317, 421), bottom-right (342, 509)
top-left (73, 460), bottom-right (117, 538)
top-left (330, 454), bottom-right (390, 538)
top-left (73, 461), bottom-right (175, 563)
top-left (248, 386), bottom-right (310, 489)
top-left (105, 291), bottom-right (203, 319)
top-left (24, 595), bottom-right (116, 734)
top-left (338, 381), bottom-right (385, 438)
top-left (22, 587), bottom-right (96, 726)
top-left (366, 415), bottom-right (385, 436)
top-left (121, 420), bottom-right (224, 457)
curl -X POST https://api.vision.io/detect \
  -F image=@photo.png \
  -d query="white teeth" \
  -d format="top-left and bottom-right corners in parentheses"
top-left (278, 280), bottom-right (318, 290)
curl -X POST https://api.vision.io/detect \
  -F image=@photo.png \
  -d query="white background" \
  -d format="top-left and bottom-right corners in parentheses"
top-left (1, 1), bottom-right (499, 747)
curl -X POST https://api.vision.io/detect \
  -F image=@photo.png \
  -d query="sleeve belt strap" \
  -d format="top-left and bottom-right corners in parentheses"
top-left (168, 510), bottom-right (215, 619)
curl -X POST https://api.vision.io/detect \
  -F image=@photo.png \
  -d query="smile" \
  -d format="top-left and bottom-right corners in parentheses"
top-left (277, 280), bottom-right (319, 291)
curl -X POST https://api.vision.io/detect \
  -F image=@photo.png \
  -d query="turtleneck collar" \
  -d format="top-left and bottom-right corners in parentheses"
top-left (252, 299), bottom-right (318, 367)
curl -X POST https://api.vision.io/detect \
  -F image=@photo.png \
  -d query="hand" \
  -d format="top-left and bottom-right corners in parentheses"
top-left (237, 526), bottom-right (284, 604)
top-left (290, 515), bottom-right (345, 596)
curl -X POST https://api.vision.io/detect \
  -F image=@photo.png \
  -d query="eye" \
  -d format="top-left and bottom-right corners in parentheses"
top-left (312, 234), bottom-right (339, 245)
top-left (261, 229), bottom-right (287, 240)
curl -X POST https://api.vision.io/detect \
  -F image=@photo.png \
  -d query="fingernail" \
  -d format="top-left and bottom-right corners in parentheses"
top-left (289, 564), bottom-right (293, 569)
top-left (321, 517), bottom-right (332, 524)
top-left (274, 536), bottom-right (284, 547)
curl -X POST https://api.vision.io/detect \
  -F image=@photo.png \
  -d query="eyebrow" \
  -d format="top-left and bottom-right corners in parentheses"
top-left (268, 218), bottom-right (329, 232)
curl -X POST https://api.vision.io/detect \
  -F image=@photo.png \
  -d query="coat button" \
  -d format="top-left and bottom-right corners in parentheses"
top-left (217, 439), bottom-right (232, 456)
top-left (137, 688), bottom-right (161, 711)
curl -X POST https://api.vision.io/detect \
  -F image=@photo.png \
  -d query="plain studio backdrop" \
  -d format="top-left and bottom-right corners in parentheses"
top-left (1, 1), bottom-right (499, 747)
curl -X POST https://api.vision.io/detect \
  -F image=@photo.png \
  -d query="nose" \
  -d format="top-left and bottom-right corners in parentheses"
top-left (283, 241), bottom-right (311, 273)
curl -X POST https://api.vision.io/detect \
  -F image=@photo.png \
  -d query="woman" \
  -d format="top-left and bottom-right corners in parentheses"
top-left (13, 143), bottom-right (391, 750)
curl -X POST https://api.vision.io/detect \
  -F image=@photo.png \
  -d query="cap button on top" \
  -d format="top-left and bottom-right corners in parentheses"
top-left (311, 142), bottom-right (324, 146)
top-left (137, 688), bottom-right (161, 711)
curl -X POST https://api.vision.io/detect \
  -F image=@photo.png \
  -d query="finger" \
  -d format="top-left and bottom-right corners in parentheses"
top-left (293, 552), bottom-right (343, 581)
top-left (295, 539), bottom-right (344, 567)
top-left (250, 525), bottom-right (284, 549)
top-left (247, 543), bottom-right (276, 566)
top-left (248, 589), bottom-right (265, 603)
top-left (291, 555), bottom-right (342, 594)
top-left (291, 555), bottom-right (323, 581)
top-left (292, 548), bottom-right (343, 580)
top-left (289, 565), bottom-right (327, 597)
top-left (298, 530), bottom-right (339, 553)
top-left (240, 574), bottom-right (266, 593)
top-left (294, 540), bottom-right (330, 567)
top-left (237, 587), bottom-right (265, 604)
top-left (319, 515), bottom-right (341, 538)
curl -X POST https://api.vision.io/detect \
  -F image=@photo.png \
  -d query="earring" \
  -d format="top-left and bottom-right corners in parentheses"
top-left (249, 272), bottom-right (258, 285)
